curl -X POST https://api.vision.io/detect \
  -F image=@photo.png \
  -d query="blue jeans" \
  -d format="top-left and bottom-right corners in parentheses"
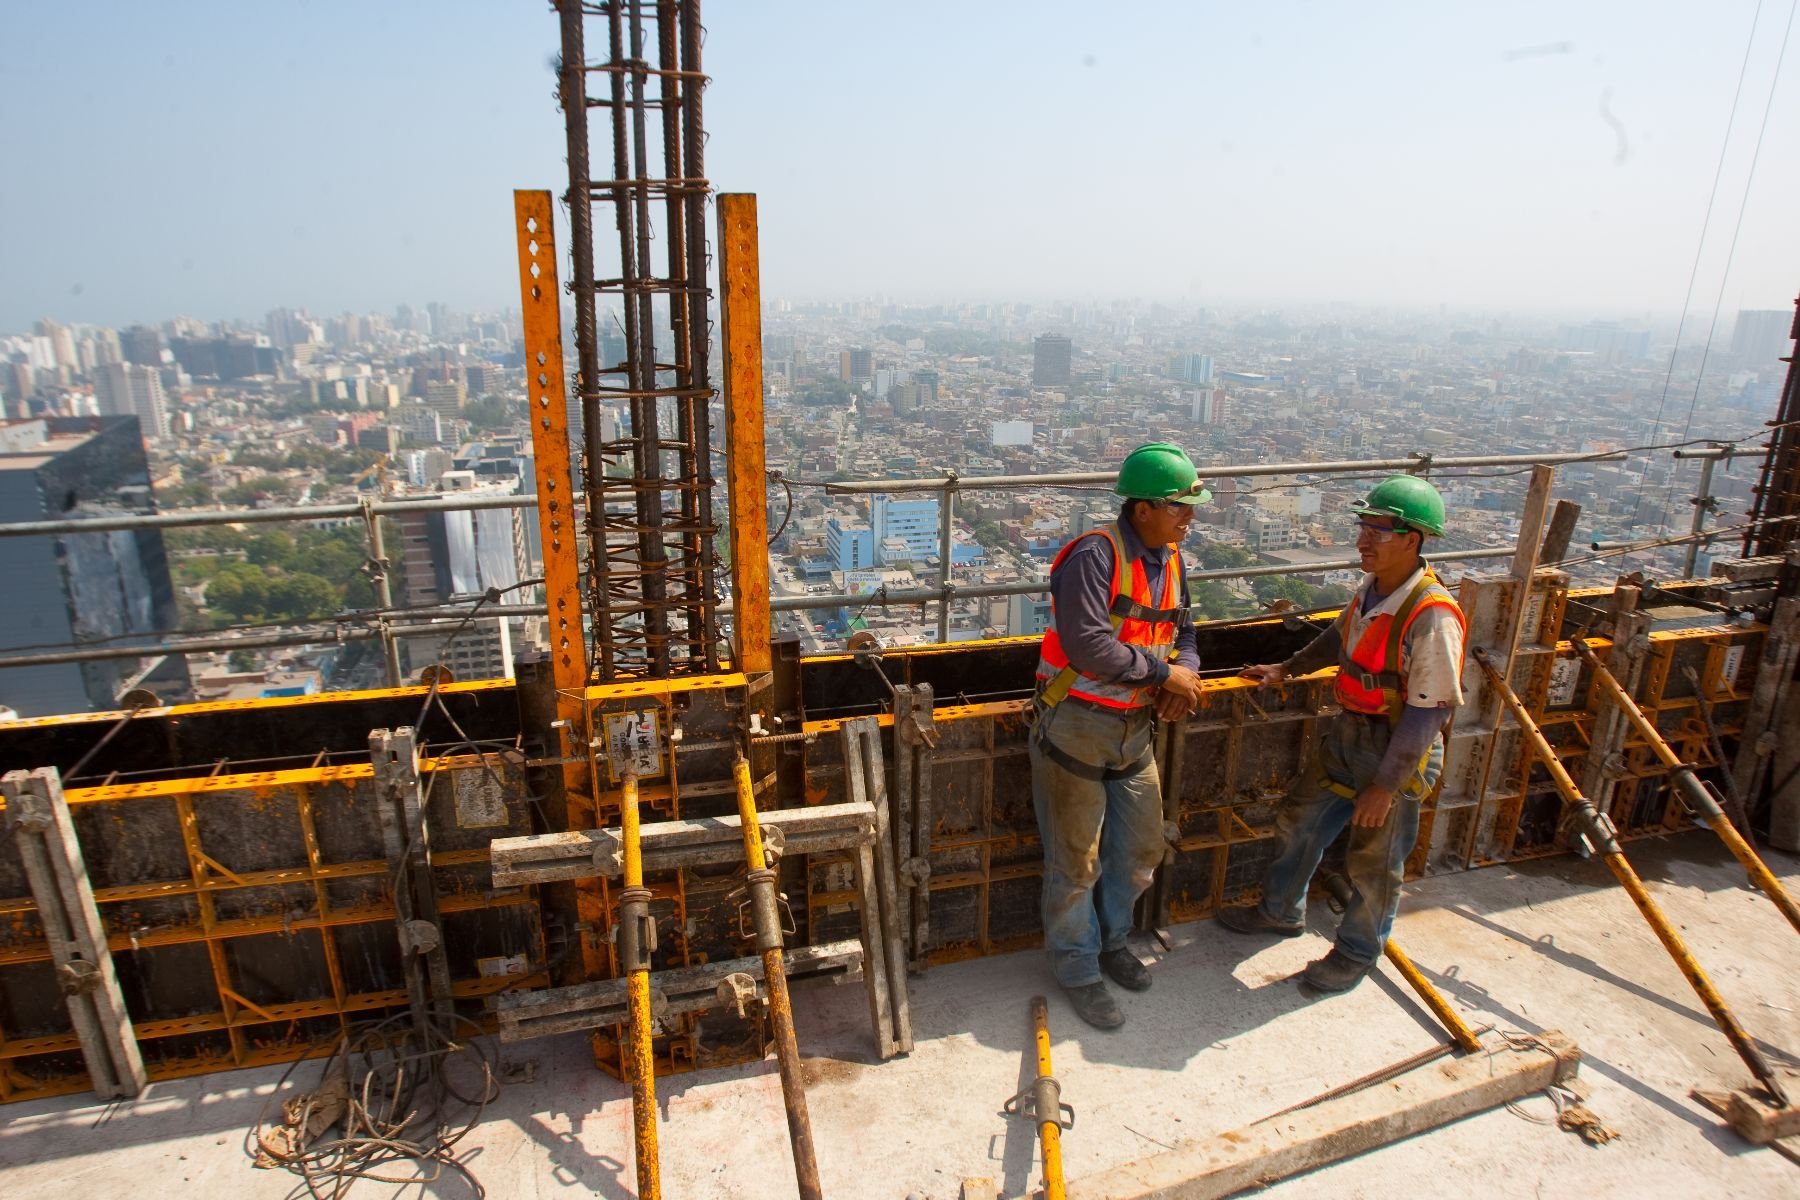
top-left (1029, 698), bottom-right (1165, 988)
top-left (1256, 713), bottom-right (1441, 965)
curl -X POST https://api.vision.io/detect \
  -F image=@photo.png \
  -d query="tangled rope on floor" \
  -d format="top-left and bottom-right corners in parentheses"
top-left (249, 1012), bottom-right (500, 1199)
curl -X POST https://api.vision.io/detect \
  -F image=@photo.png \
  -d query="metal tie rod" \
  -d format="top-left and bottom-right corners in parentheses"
top-left (1473, 648), bottom-right (1790, 1109)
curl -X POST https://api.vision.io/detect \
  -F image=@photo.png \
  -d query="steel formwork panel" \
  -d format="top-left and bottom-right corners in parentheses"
top-left (0, 755), bottom-right (545, 1103)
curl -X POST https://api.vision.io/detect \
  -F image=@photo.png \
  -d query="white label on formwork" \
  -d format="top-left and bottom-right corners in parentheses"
top-left (605, 709), bottom-right (664, 780)
top-left (1546, 657), bottom-right (1582, 707)
top-left (1520, 592), bottom-right (1546, 641)
top-left (455, 769), bottom-right (509, 829)
top-left (1721, 643), bottom-right (1746, 692)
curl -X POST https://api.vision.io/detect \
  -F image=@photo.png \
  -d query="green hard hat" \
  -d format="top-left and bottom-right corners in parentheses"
top-left (1349, 475), bottom-right (1447, 537)
top-left (1115, 442), bottom-right (1212, 505)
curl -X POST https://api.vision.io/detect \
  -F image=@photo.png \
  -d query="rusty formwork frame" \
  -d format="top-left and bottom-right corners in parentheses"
top-left (787, 608), bottom-right (1767, 965)
top-left (0, 753), bottom-right (546, 1104)
top-left (0, 612), bottom-right (1773, 1101)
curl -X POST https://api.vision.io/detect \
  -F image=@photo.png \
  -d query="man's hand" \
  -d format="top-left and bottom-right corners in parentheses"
top-left (1154, 687), bottom-right (1193, 722)
top-left (1351, 785), bottom-right (1396, 828)
top-left (1161, 663), bottom-right (1202, 706)
top-left (1240, 662), bottom-right (1288, 687)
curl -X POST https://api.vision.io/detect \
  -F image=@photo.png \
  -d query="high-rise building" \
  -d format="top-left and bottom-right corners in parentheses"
top-left (825, 516), bottom-right (874, 572)
top-left (33, 320), bottom-right (79, 377)
top-left (1559, 322), bottom-right (1650, 362)
top-left (838, 348), bottom-right (873, 387)
top-left (1731, 309), bottom-right (1794, 370)
top-left (121, 325), bottom-right (164, 367)
top-left (0, 416), bottom-right (185, 716)
top-left (1190, 387), bottom-right (1228, 425)
top-left (93, 362), bottom-right (170, 439)
top-left (1168, 353), bottom-right (1214, 385)
top-left (1032, 335), bottom-right (1072, 387)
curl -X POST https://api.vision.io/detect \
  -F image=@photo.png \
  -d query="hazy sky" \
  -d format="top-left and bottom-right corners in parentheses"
top-left (3, 2), bottom-right (1797, 331)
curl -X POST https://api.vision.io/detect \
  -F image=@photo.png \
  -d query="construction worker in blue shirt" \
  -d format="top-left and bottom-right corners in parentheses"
top-left (1030, 442), bottom-right (1209, 1029)
top-left (1218, 475), bottom-right (1466, 994)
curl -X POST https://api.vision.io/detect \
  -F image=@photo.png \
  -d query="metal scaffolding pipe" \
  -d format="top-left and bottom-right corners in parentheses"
top-left (732, 756), bottom-right (822, 1199)
top-left (1473, 648), bottom-right (1790, 1107)
top-left (0, 492), bottom-right (534, 539)
top-left (1027, 995), bottom-right (1068, 1200)
top-left (617, 773), bottom-right (662, 1199)
top-left (1570, 639), bottom-right (1800, 936)
top-left (821, 450), bottom-right (1631, 494)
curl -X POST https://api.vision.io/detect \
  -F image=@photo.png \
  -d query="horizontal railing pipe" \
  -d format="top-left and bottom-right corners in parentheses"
top-left (0, 492), bottom-right (537, 539)
top-left (819, 450), bottom-right (1629, 495)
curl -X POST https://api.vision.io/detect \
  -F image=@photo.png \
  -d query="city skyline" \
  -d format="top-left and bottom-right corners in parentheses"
top-left (2, 2), bottom-right (1798, 331)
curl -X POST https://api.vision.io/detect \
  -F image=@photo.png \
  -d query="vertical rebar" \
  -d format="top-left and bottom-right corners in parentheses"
top-left (556, 0), bottom-right (612, 681)
top-left (556, 0), bottom-right (719, 682)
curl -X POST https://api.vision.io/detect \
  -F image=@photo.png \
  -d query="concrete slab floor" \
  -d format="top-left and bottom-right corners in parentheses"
top-left (1, 830), bottom-right (1795, 1199)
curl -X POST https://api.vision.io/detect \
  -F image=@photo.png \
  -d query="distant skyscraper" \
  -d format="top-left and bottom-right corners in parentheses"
top-left (1559, 322), bottom-right (1649, 362)
top-left (121, 325), bottom-right (164, 367)
top-left (1731, 309), bottom-right (1794, 370)
top-left (93, 362), bottom-right (170, 439)
top-left (1032, 335), bottom-right (1072, 387)
top-left (1169, 353), bottom-right (1214, 385)
top-left (839, 348), bottom-right (873, 386)
top-left (0, 416), bottom-right (184, 716)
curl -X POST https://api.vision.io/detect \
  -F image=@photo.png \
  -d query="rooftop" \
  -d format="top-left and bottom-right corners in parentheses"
top-left (2, 833), bottom-right (1793, 1198)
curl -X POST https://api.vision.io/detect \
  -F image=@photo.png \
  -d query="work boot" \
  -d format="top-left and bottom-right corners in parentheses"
top-left (1061, 981), bottom-right (1124, 1030)
top-left (1215, 903), bottom-right (1305, 938)
top-left (1099, 947), bottom-right (1151, 992)
top-left (1301, 947), bottom-right (1375, 994)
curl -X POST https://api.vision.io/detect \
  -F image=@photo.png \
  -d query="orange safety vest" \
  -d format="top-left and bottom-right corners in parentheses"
top-left (1035, 526), bottom-right (1188, 710)
top-left (1334, 565), bottom-right (1466, 723)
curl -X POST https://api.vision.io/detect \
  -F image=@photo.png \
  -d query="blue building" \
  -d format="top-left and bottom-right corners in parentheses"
top-left (826, 517), bottom-right (875, 571)
top-left (873, 495), bottom-right (939, 564)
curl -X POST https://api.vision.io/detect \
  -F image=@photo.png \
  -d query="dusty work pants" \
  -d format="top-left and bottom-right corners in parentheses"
top-left (1029, 697), bottom-right (1164, 989)
top-left (1255, 712), bottom-right (1442, 965)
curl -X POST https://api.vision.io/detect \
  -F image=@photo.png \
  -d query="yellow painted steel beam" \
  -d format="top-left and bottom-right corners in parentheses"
top-left (717, 194), bottom-right (771, 679)
top-left (513, 189), bottom-right (590, 703)
top-left (0, 678), bottom-right (520, 732)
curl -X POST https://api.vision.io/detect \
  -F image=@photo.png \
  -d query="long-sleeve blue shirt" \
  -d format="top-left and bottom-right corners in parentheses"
top-left (1047, 518), bottom-right (1201, 687)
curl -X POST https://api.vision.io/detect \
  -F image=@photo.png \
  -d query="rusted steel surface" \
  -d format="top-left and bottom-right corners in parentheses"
top-left (0, 756), bottom-right (544, 1103)
top-left (717, 193), bottom-right (771, 678)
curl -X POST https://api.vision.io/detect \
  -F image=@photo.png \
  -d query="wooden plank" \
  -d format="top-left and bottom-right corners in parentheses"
top-left (490, 801), bottom-right (876, 883)
top-left (1066, 1032), bottom-right (1580, 1200)
top-left (495, 940), bottom-right (863, 1038)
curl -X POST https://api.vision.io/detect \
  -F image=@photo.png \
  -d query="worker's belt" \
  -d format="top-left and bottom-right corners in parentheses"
top-left (1107, 594), bottom-right (1193, 627)
top-left (1340, 665), bottom-right (1401, 692)
top-left (1035, 731), bottom-right (1152, 782)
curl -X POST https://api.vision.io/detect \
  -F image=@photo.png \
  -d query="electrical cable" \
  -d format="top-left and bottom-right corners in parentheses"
top-left (248, 1011), bottom-right (499, 1200)
top-left (1655, 0), bottom-right (1798, 526)
top-left (1631, 0), bottom-right (1767, 532)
